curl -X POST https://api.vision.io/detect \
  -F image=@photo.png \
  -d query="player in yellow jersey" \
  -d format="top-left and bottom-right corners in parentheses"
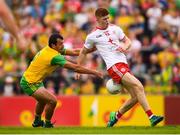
top-left (20, 33), bottom-right (103, 128)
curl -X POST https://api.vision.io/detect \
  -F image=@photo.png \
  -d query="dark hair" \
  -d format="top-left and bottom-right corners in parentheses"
top-left (48, 33), bottom-right (63, 47)
top-left (95, 8), bottom-right (109, 18)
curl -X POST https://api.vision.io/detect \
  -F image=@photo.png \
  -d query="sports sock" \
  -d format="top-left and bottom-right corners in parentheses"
top-left (35, 114), bottom-right (41, 121)
top-left (116, 111), bottom-right (122, 119)
top-left (45, 119), bottom-right (51, 124)
top-left (146, 110), bottom-right (154, 119)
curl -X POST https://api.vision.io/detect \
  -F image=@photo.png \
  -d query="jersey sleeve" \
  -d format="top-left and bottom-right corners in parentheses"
top-left (115, 26), bottom-right (125, 41)
top-left (51, 54), bottom-right (67, 67)
top-left (84, 35), bottom-right (95, 49)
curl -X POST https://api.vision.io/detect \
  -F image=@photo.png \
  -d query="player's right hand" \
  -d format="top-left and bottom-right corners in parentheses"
top-left (74, 73), bottom-right (81, 80)
top-left (95, 71), bottom-right (103, 79)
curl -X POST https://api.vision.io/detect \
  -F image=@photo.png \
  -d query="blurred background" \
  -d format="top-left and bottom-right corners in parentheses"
top-left (0, 0), bottom-right (180, 127)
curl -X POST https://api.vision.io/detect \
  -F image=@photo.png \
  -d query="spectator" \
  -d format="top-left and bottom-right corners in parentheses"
top-left (171, 58), bottom-right (180, 93)
top-left (2, 76), bottom-right (19, 96)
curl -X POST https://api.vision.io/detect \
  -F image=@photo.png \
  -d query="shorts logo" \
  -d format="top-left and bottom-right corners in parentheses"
top-left (121, 68), bottom-right (126, 72)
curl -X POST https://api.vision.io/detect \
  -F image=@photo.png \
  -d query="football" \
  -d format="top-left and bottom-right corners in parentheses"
top-left (106, 79), bottom-right (121, 94)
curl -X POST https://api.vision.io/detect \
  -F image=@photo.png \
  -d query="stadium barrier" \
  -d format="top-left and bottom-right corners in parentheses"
top-left (0, 95), bottom-right (179, 126)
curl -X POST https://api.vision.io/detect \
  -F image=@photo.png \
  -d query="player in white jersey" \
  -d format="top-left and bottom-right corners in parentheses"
top-left (76, 8), bottom-right (163, 127)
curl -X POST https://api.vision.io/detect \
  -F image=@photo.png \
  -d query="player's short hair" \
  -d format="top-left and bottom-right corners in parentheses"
top-left (95, 8), bottom-right (109, 18)
top-left (48, 33), bottom-right (63, 47)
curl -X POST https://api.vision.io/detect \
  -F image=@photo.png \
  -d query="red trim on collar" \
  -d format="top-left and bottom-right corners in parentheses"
top-left (96, 25), bottom-right (108, 30)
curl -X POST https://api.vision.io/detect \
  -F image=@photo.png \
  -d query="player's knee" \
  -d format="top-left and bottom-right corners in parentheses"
top-left (134, 83), bottom-right (144, 92)
top-left (49, 98), bottom-right (57, 106)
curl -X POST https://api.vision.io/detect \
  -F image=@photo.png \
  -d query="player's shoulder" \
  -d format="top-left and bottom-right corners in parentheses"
top-left (109, 24), bottom-right (122, 30)
top-left (109, 23), bottom-right (116, 27)
top-left (88, 27), bottom-right (99, 35)
top-left (109, 23), bottom-right (117, 28)
top-left (42, 46), bottom-right (59, 57)
top-left (87, 28), bottom-right (99, 38)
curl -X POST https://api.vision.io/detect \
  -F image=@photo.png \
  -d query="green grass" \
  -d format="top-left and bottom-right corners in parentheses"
top-left (0, 126), bottom-right (180, 134)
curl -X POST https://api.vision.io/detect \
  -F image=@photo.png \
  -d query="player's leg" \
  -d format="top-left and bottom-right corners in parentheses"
top-left (35, 101), bottom-right (46, 118)
top-left (31, 89), bottom-right (46, 127)
top-left (20, 77), bottom-right (45, 127)
top-left (107, 63), bottom-right (139, 127)
top-left (32, 87), bottom-right (57, 128)
top-left (116, 85), bottom-right (138, 116)
top-left (118, 85), bottom-right (138, 113)
top-left (122, 73), bottom-right (150, 112)
top-left (31, 100), bottom-right (46, 127)
top-left (122, 72), bottom-right (163, 126)
top-left (107, 62), bottom-right (163, 127)
top-left (107, 86), bottom-right (138, 127)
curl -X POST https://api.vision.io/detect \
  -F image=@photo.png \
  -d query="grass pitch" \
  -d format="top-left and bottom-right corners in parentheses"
top-left (0, 126), bottom-right (180, 134)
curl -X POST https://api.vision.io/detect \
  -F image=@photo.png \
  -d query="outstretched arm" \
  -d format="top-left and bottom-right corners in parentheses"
top-left (0, 0), bottom-right (25, 50)
top-left (51, 54), bottom-right (102, 78)
top-left (74, 46), bottom-right (96, 80)
top-left (61, 46), bottom-right (96, 56)
top-left (61, 48), bottom-right (80, 56)
top-left (64, 61), bottom-right (102, 78)
top-left (77, 46), bottom-right (96, 65)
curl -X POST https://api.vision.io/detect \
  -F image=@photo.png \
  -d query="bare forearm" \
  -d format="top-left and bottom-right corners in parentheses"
top-left (74, 47), bottom-right (96, 79)
top-left (65, 49), bottom-right (80, 56)
top-left (72, 49), bottom-right (80, 56)
top-left (0, 1), bottom-right (19, 39)
top-left (74, 65), bottom-right (97, 75)
top-left (77, 53), bottom-right (86, 65)
top-left (64, 63), bottom-right (97, 75)
top-left (65, 57), bottom-right (77, 64)
top-left (77, 47), bottom-right (88, 65)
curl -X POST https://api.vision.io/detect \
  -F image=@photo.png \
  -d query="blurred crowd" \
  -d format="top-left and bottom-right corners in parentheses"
top-left (0, 0), bottom-right (179, 96)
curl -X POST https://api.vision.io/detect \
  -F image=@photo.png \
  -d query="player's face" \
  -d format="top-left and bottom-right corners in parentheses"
top-left (97, 15), bottom-right (109, 28)
top-left (56, 38), bottom-right (64, 51)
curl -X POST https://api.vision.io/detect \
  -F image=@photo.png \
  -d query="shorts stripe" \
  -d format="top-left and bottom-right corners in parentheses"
top-left (112, 65), bottom-right (123, 78)
top-left (107, 62), bottom-right (130, 84)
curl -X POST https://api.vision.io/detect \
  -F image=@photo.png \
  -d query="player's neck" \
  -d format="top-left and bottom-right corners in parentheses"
top-left (96, 24), bottom-right (108, 30)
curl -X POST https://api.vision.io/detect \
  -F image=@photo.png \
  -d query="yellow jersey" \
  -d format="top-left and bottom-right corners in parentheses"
top-left (23, 46), bottom-right (66, 83)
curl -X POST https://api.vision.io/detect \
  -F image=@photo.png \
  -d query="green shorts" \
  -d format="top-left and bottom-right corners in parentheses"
top-left (20, 76), bottom-right (44, 96)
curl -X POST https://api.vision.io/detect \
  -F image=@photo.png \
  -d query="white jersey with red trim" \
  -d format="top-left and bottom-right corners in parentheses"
top-left (84, 24), bottom-right (127, 69)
